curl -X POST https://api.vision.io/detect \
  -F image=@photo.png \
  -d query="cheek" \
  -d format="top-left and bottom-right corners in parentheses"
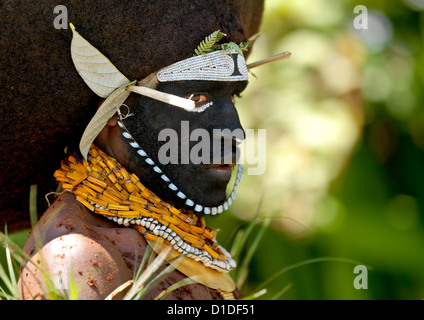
top-left (139, 108), bottom-right (207, 152)
top-left (119, 106), bottom-right (233, 207)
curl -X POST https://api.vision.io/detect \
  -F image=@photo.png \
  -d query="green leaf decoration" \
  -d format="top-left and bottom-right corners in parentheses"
top-left (194, 30), bottom-right (226, 56)
top-left (194, 30), bottom-right (252, 56)
top-left (218, 42), bottom-right (244, 56)
top-left (70, 23), bottom-right (131, 98)
top-left (239, 40), bottom-right (253, 52)
top-left (79, 80), bottom-right (136, 159)
top-left (218, 40), bottom-right (252, 56)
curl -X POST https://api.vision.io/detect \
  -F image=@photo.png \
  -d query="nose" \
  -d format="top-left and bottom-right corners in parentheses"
top-left (209, 95), bottom-right (245, 134)
top-left (211, 128), bottom-right (245, 147)
top-left (207, 96), bottom-right (245, 164)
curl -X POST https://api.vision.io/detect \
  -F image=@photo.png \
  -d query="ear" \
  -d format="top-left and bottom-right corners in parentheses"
top-left (107, 116), bottom-right (119, 127)
top-left (94, 113), bottom-right (121, 157)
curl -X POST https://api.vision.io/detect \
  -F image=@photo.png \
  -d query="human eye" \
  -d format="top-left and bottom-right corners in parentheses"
top-left (186, 93), bottom-right (209, 104)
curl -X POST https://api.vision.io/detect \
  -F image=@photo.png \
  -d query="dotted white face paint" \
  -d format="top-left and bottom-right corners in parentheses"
top-left (186, 101), bottom-right (213, 113)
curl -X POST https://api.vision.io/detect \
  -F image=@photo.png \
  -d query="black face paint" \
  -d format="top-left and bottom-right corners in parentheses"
top-left (119, 80), bottom-right (248, 212)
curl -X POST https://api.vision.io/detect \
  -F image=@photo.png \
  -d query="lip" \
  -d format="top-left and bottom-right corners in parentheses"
top-left (205, 163), bottom-right (234, 182)
top-left (204, 150), bottom-right (238, 169)
top-left (205, 161), bottom-right (234, 168)
top-left (207, 163), bottom-right (234, 171)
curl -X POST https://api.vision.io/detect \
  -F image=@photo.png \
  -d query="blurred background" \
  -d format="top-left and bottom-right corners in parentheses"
top-left (2, 0), bottom-right (424, 300)
top-left (210, 0), bottom-right (424, 299)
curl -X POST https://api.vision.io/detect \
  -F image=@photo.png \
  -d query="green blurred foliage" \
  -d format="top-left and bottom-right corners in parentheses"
top-left (210, 0), bottom-right (424, 299)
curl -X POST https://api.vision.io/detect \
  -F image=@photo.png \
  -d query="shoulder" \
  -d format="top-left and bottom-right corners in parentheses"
top-left (24, 192), bottom-right (141, 255)
top-left (23, 192), bottom-right (90, 254)
top-left (19, 232), bottom-right (132, 299)
top-left (19, 192), bottom-right (133, 299)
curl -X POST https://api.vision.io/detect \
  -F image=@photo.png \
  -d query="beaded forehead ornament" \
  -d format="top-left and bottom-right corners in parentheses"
top-left (157, 50), bottom-right (248, 82)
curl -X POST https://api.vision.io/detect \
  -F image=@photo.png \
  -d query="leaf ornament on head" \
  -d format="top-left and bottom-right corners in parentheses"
top-left (193, 30), bottom-right (252, 56)
top-left (70, 23), bottom-right (131, 98)
top-left (70, 24), bottom-right (196, 159)
top-left (70, 23), bottom-right (135, 159)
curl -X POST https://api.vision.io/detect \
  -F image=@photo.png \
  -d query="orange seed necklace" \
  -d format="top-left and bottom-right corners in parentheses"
top-left (53, 144), bottom-right (236, 273)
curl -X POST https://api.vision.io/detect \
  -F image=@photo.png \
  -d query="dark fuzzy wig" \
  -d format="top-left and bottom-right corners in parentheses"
top-left (0, 0), bottom-right (264, 231)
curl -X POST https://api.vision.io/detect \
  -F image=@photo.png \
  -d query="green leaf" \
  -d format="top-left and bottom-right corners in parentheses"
top-left (5, 239), bottom-right (18, 298)
top-left (194, 30), bottom-right (226, 56)
top-left (218, 42), bottom-right (244, 56)
top-left (270, 283), bottom-right (292, 300)
top-left (154, 277), bottom-right (198, 300)
top-left (193, 30), bottom-right (251, 57)
top-left (230, 199), bottom-right (263, 260)
top-left (235, 216), bottom-right (271, 288)
top-left (240, 288), bottom-right (267, 300)
top-left (29, 184), bottom-right (38, 229)
top-left (254, 257), bottom-right (371, 293)
top-left (0, 259), bottom-right (17, 299)
top-left (239, 40), bottom-right (252, 51)
top-left (123, 245), bottom-right (171, 300)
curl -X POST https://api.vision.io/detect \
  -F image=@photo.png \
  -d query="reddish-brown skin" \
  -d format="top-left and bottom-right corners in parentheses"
top-left (18, 192), bottom-right (239, 300)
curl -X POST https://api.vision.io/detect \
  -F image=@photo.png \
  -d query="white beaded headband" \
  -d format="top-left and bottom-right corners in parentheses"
top-left (69, 24), bottom-right (290, 159)
top-left (157, 50), bottom-right (248, 82)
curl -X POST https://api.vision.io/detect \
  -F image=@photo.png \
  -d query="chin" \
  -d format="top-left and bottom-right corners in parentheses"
top-left (165, 164), bottom-right (233, 208)
top-left (195, 185), bottom-right (228, 208)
